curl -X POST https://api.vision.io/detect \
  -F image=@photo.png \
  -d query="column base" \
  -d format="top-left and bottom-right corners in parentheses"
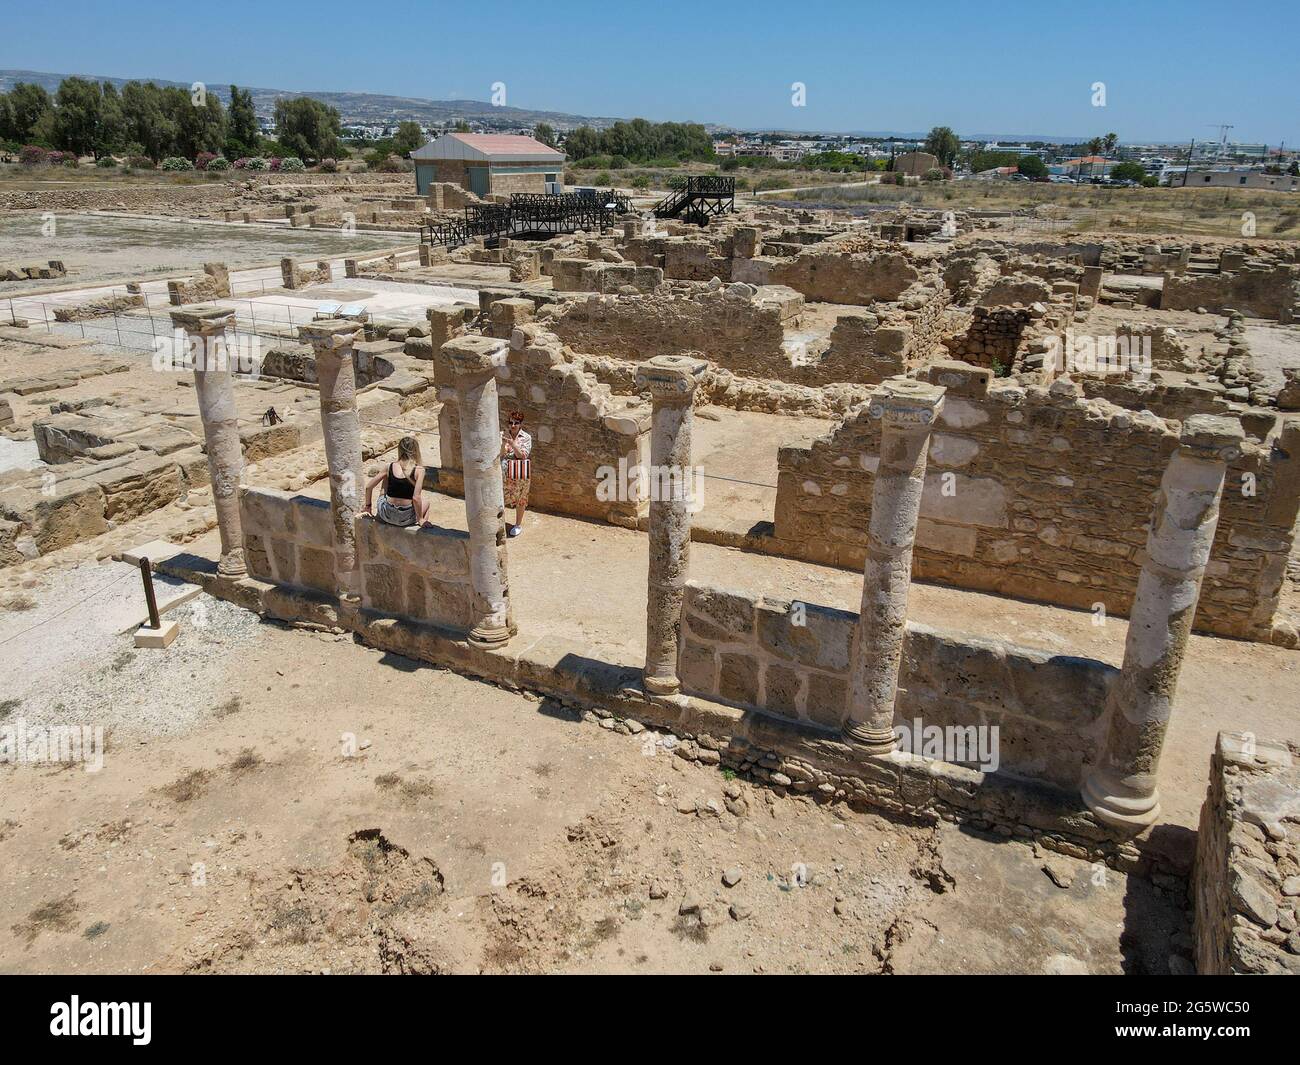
top-left (642, 673), bottom-right (681, 697)
top-left (217, 550), bottom-right (247, 578)
top-left (469, 623), bottom-right (511, 649)
top-left (842, 720), bottom-right (899, 756)
top-left (1081, 768), bottom-right (1161, 831)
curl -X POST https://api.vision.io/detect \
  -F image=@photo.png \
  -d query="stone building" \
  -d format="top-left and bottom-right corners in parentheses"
top-left (410, 133), bottom-right (565, 197)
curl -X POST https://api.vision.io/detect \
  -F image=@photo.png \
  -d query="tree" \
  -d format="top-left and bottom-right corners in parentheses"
top-left (2, 82), bottom-right (53, 143)
top-left (51, 77), bottom-right (103, 157)
top-left (1016, 154), bottom-right (1048, 179)
top-left (227, 85), bottom-right (258, 155)
top-left (453, 119), bottom-right (470, 133)
top-left (97, 82), bottom-right (126, 156)
top-left (563, 125), bottom-right (600, 159)
top-left (1103, 132), bottom-right (1119, 157)
top-left (391, 120), bottom-right (424, 156)
top-left (923, 125), bottom-right (960, 167)
top-left (273, 97), bottom-right (344, 160)
top-left (533, 121), bottom-right (556, 148)
top-left (173, 87), bottom-right (226, 158)
top-left (1110, 161), bottom-right (1146, 183)
top-left (120, 81), bottom-right (176, 160)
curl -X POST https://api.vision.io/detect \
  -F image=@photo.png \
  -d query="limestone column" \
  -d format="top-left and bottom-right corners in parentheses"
top-left (170, 304), bottom-right (245, 577)
top-left (636, 354), bottom-right (708, 695)
top-left (1083, 415), bottom-right (1244, 830)
top-left (299, 319), bottom-right (365, 599)
top-left (440, 336), bottom-right (514, 647)
top-left (843, 377), bottom-right (946, 752)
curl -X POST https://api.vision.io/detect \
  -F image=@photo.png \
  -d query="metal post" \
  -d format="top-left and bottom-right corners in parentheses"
top-left (139, 558), bottom-right (161, 629)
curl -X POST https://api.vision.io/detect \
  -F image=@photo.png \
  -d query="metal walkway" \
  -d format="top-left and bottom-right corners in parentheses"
top-left (421, 190), bottom-right (631, 250)
top-left (652, 175), bottom-right (736, 226)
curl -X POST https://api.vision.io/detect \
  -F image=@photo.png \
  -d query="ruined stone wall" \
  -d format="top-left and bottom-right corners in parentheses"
top-left (1163, 265), bottom-right (1296, 322)
top-left (280, 258), bottom-right (332, 289)
top-left (773, 365), bottom-right (1300, 643)
top-left (678, 581), bottom-right (1112, 790)
top-left (732, 248), bottom-right (923, 305)
top-left (550, 257), bottom-right (663, 294)
top-left (1193, 732), bottom-right (1300, 974)
top-left (550, 284), bottom-right (797, 370)
top-left (434, 326), bottom-right (650, 527)
top-left (166, 263), bottom-right (231, 306)
top-left (240, 486), bottom-right (476, 632)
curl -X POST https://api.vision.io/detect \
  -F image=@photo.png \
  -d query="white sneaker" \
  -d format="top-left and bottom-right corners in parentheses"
top-left (508, 524), bottom-right (522, 538)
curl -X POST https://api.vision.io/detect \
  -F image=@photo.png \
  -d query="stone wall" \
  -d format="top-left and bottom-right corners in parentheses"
top-left (280, 258), bottom-right (332, 289)
top-left (1193, 732), bottom-right (1300, 974)
top-left (434, 326), bottom-right (651, 527)
top-left (773, 363), bottom-right (1300, 643)
top-left (733, 248), bottom-right (925, 305)
top-left (167, 263), bottom-right (231, 306)
top-left (1163, 265), bottom-right (1296, 322)
top-left (677, 581), bottom-right (1112, 791)
top-left (240, 486), bottom-right (476, 632)
top-left (550, 283), bottom-right (799, 370)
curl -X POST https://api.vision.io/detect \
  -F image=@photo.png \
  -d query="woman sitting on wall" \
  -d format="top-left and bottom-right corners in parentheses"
top-left (363, 435), bottom-right (427, 528)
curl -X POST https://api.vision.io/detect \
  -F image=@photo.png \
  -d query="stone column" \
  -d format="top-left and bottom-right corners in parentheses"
top-left (170, 304), bottom-right (245, 577)
top-left (298, 318), bottom-right (365, 599)
top-left (843, 377), bottom-right (946, 752)
top-left (1083, 415), bottom-right (1244, 830)
top-left (636, 354), bottom-right (708, 695)
top-left (439, 336), bottom-right (513, 647)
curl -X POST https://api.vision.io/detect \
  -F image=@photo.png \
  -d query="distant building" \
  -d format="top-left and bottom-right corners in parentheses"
top-left (1061, 155), bottom-right (1118, 178)
top-left (410, 132), bottom-right (565, 197)
top-left (1167, 168), bottom-right (1299, 191)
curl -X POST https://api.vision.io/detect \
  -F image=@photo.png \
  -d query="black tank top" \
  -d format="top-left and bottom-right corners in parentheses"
top-left (385, 462), bottom-right (416, 500)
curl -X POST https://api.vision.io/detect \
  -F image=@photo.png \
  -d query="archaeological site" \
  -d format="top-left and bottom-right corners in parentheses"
top-left (1, 5), bottom-right (1298, 1029)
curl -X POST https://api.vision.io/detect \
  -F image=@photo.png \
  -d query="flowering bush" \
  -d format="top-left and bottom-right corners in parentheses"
top-left (194, 152), bottom-right (217, 171)
top-left (279, 156), bottom-right (305, 173)
top-left (206, 156), bottom-right (231, 171)
top-left (268, 157), bottom-right (282, 172)
top-left (318, 157), bottom-right (338, 173)
top-left (245, 156), bottom-right (267, 171)
top-left (19, 145), bottom-right (48, 166)
top-left (126, 155), bottom-right (155, 170)
top-left (95, 156), bottom-right (117, 168)
top-left (160, 156), bottom-right (193, 171)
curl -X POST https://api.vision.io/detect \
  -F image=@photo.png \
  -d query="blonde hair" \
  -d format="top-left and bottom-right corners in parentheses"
top-left (397, 436), bottom-right (422, 467)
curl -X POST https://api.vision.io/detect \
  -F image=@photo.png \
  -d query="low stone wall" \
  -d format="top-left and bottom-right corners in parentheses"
top-left (733, 248), bottom-right (924, 305)
top-left (550, 283), bottom-right (799, 370)
top-left (167, 262), bottom-right (231, 306)
top-left (678, 580), bottom-right (1111, 790)
top-left (52, 293), bottom-right (143, 321)
top-left (1163, 265), bottom-right (1296, 323)
top-left (280, 258), bottom-right (332, 289)
top-left (1193, 732), bottom-right (1300, 974)
top-left (434, 326), bottom-right (650, 528)
top-left (240, 486), bottom-right (476, 632)
top-left (773, 362), bottom-right (1300, 644)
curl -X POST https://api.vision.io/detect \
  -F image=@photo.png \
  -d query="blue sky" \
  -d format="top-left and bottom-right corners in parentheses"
top-left (2, 0), bottom-right (1296, 144)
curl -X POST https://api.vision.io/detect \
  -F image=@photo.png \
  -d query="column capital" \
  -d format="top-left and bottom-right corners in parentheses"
top-left (867, 376), bottom-right (945, 430)
top-left (636, 354), bottom-right (709, 404)
top-left (169, 304), bottom-right (235, 336)
top-left (438, 335), bottom-right (509, 380)
top-left (1179, 414), bottom-right (1244, 462)
top-left (298, 318), bottom-right (363, 351)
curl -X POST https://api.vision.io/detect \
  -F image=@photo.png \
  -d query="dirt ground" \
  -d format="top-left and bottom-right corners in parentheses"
top-left (0, 560), bottom-right (1186, 975)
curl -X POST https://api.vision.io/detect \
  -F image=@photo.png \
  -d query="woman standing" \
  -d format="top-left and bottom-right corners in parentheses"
top-left (501, 410), bottom-right (532, 538)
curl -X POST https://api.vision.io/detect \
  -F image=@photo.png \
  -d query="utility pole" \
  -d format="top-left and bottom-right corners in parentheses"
top-left (1182, 138), bottom-right (1195, 188)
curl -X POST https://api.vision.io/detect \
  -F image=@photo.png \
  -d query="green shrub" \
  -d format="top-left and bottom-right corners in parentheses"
top-left (206, 156), bottom-right (231, 171)
top-left (160, 156), bottom-right (193, 171)
top-left (279, 156), bottom-right (306, 173)
top-left (245, 156), bottom-right (267, 171)
top-left (127, 154), bottom-right (155, 169)
top-left (95, 156), bottom-right (117, 168)
top-left (593, 171), bottom-right (612, 185)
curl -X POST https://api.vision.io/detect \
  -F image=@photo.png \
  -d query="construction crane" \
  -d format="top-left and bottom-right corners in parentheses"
top-left (1206, 124), bottom-right (1234, 158)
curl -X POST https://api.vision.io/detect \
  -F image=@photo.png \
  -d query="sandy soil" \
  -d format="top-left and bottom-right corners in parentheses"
top-left (0, 559), bottom-right (1185, 975)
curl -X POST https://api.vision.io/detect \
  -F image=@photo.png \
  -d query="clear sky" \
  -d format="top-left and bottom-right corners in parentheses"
top-left (2, 0), bottom-right (1296, 144)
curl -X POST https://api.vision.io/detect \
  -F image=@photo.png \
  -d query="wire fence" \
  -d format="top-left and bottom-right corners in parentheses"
top-left (3, 275), bottom-right (336, 354)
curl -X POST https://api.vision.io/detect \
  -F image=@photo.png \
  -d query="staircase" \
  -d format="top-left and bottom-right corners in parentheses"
top-left (653, 176), bottom-right (736, 226)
